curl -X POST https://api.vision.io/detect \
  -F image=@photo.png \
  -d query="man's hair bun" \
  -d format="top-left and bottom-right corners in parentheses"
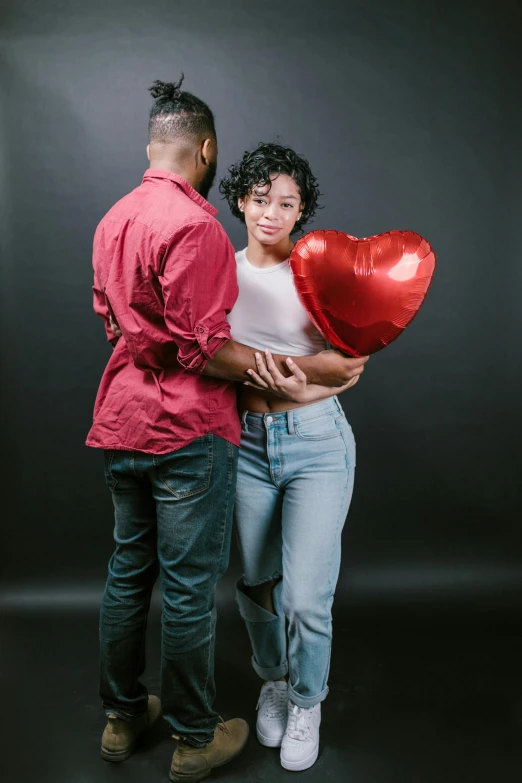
top-left (148, 75), bottom-right (185, 102)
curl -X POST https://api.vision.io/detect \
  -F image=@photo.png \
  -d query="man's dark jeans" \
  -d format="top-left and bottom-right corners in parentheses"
top-left (99, 434), bottom-right (238, 747)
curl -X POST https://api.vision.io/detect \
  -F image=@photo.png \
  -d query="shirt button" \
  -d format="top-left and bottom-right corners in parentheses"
top-left (196, 326), bottom-right (204, 333)
top-left (266, 416), bottom-right (273, 424)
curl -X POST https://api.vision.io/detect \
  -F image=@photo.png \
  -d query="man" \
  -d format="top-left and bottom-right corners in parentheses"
top-left (87, 76), bottom-right (366, 783)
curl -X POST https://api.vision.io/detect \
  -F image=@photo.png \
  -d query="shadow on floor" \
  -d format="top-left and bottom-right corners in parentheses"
top-left (2, 596), bottom-right (522, 783)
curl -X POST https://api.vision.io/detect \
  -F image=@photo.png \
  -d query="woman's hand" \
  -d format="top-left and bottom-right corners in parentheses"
top-left (244, 350), bottom-right (361, 403)
top-left (245, 350), bottom-right (309, 402)
top-left (109, 315), bottom-right (122, 338)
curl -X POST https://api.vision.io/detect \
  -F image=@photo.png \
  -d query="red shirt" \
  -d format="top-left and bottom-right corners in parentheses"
top-left (86, 169), bottom-right (241, 454)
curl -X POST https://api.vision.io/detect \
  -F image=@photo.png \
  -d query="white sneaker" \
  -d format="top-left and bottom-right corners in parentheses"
top-left (256, 680), bottom-right (289, 747)
top-left (280, 701), bottom-right (321, 771)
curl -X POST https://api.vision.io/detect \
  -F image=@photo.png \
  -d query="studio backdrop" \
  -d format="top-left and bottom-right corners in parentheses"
top-left (1, 0), bottom-right (521, 611)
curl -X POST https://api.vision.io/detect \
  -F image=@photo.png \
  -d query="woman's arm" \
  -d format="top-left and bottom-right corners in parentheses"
top-left (244, 350), bottom-right (362, 403)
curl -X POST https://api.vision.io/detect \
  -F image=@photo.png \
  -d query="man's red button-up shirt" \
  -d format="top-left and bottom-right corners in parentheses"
top-left (86, 169), bottom-right (241, 454)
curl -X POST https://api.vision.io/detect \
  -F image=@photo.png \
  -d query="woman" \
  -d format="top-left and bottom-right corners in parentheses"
top-left (220, 143), bottom-right (361, 772)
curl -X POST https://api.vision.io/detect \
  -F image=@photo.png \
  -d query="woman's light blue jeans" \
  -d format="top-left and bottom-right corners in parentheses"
top-left (234, 396), bottom-right (355, 709)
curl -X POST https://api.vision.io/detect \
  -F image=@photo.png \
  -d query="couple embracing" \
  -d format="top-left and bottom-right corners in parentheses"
top-left (87, 76), bottom-right (367, 782)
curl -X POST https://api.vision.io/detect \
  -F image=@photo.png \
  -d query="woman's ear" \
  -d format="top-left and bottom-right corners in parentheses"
top-left (238, 197), bottom-right (245, 213)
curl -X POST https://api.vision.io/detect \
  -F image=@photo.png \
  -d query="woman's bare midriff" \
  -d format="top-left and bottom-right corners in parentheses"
top-left (239, 385), bottom-right (321, 414)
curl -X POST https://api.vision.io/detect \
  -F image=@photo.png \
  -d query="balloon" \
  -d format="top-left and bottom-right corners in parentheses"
top-left (290, 229), bottom-right (436, 357)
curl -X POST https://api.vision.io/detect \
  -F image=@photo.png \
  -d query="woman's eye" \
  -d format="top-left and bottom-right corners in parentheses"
top-left (254, 199), bottom-right (266, 205)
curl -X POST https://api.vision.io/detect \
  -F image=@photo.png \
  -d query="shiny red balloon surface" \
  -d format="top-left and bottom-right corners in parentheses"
top-left (290, 229), bottom-right (436, 357)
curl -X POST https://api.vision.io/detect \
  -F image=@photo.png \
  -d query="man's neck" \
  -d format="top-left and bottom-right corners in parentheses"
top-left (148, 158), bottom-right (198, 191)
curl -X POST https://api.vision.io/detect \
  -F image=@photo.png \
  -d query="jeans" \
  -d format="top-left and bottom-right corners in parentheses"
top-left (99, 434), bottom-right (238, 747)
top-left (234, 397), bottom-right (355, 708)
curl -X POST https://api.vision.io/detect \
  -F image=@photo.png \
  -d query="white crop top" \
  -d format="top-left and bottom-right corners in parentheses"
top-left (226, 248), bottom-right (326, 356)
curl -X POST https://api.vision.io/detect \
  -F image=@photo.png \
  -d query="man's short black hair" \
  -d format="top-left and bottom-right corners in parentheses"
top-left (219, 142), bottom-right (321, 234)
top-left (148, 75), bottom-right (216, 144)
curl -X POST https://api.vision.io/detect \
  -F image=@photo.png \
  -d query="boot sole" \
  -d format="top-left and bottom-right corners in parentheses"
top-left (169, 728), bottom-right (250, 783)
top-left (101, 743), bottom-right (135, 763)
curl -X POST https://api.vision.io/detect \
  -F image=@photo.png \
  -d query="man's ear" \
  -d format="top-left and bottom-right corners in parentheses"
top-left (201, 137), bottom-right (215, 165)
top-left (146, 144), bottom-right (150, 162)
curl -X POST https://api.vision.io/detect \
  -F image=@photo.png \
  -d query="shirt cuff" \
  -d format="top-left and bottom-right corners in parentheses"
top-left (177, 320), bottom-right (232, 373)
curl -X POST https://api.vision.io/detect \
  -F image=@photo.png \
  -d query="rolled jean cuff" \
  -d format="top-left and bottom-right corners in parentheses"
top-left (103, 700), bottom-right (149, 722)
top-left (251, 655), bottom-right (288, 681)
top-left (174, 730), bottom-right (216, 748)
top-left (104, 708), bottom-right (138, 723)
top-left (288, 683), bottom-right (329, 709)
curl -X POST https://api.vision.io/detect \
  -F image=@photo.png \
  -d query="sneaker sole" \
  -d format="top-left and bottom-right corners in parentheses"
top-left (280, 743), bottom-right (319, 772)
top-left (256, 728), bottom-right (283, 748)
top-left (169, 728), bottom-right (250, 783)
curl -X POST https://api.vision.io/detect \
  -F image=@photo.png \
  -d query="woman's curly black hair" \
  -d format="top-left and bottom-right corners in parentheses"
top-left (219, 142), bottom-right (321, 234)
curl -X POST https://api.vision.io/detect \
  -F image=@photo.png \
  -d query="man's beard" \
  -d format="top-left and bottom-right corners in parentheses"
top-left (197, 161), bottom-right (217, 200)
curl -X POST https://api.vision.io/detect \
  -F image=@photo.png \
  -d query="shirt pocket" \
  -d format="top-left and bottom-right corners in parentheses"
top-left (295, 413), bottom-right (342, 442)
top-left (156, 435), bottom-right (213, 499)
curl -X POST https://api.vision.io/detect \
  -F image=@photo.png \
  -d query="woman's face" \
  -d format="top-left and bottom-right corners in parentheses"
top-left (238, 173), bottom-right (303, 246)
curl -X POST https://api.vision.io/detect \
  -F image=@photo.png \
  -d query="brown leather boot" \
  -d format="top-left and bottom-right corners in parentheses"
top-left (101, 695), bottom-right (162, 762)
top-left (170, 718), bottom-right (249, 782)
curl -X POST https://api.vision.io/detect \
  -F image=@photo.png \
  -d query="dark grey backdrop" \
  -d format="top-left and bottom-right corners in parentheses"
top-left (1, 0), bottom-right (521, 610)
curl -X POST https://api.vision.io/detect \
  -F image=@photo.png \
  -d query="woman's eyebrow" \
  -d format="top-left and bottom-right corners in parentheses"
top-left (280, 195), bottom-right (298, 200)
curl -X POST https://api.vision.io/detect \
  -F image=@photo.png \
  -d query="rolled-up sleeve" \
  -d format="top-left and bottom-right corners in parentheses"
top-left (160, 220), bottom-right (239, 373)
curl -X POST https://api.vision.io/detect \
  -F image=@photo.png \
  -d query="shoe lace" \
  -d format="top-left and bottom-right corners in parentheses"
top-left (217, 717), bottom-right (230, 735)
top-left (257, 683), bottom-right (287, 718)
top-left (286, 704), bottom-right (313, 741)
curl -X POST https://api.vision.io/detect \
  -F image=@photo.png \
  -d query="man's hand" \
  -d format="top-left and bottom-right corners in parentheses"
top-left (307, 349), bottom-right (369, 387)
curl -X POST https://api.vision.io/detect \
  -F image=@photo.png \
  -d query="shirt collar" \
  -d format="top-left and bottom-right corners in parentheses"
top-left (142, 168), bottom-right (218, 217)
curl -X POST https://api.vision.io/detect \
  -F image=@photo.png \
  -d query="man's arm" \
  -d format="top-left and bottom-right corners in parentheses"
top-left (203, 341), bottom-right (368, 388)
top-left (241, 349), bottom-right (362, 402)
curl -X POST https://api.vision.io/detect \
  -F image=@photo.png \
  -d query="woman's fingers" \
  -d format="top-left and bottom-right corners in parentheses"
top-left (109, 316), bottom-right (122, 337)
top-left (264, 350), bottom-right (288, 385)
top-left (285, 357), bottom-right (307, 383)
top-left (246, 351), bottom-right (308, 395)
top-left (254, 352), bottom-right (277, 389)
top-left (246, 368), bottom-right (269, 389)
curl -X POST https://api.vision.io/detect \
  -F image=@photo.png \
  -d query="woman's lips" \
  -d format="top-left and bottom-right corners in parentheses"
top-left (258, 224), bottom-right (280, 234)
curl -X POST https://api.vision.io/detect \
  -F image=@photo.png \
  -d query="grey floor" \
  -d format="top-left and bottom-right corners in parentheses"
top-left (2, 587), bottom-right (522, 783)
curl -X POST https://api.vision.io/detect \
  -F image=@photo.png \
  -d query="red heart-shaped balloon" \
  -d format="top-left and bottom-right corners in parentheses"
top-left (290, 229), bottom-right (436, 357)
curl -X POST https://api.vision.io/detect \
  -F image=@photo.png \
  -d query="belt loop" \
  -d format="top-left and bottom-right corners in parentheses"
top-left (241, 410), bottom-right (249, 432)
top-left (287, 409), bottom-right (295, 435)
top-left (334, 396), bottom-right (343, 416)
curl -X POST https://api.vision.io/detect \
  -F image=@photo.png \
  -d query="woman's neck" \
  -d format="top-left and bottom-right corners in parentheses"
top-left (245, 237), bottom-right (294, 268)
